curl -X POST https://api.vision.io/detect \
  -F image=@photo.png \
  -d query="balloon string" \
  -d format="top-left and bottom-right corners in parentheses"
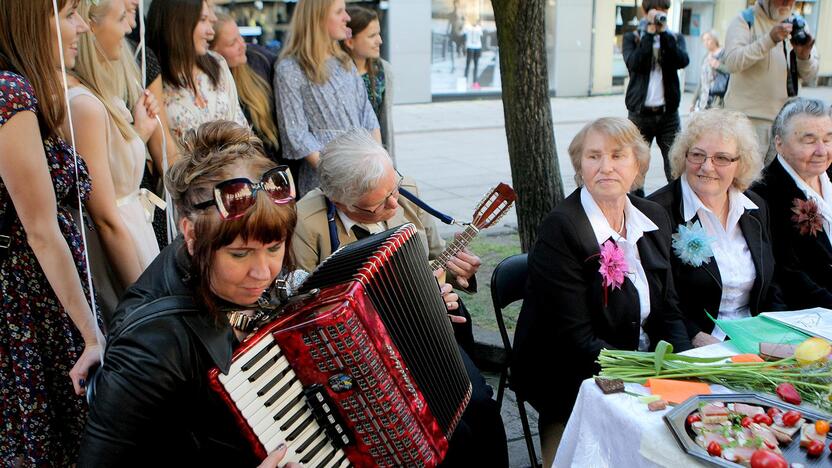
top-left (51, 0), bottom-right (104, 361)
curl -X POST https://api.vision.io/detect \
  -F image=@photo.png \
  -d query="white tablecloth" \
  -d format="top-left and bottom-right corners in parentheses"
top-left (553, 342), bottom-right (739, 468)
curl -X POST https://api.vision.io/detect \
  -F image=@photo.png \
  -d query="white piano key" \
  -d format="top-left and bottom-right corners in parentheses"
top-left (248, 380), bottom-right (305, 431)
top-left (220, 334), bottom-right (274, 384)
top-left (225, 345), bottom-right (284, 394)
top-left (298, 431), bottom-right (332, 466)
top-left (260, 399), bottom-right (308, 451)
top-left (233, 356), bottom-right (290, 409)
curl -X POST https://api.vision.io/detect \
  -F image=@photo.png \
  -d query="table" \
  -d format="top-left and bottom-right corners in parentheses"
top-left (553, 342), bottom-right (740, 468)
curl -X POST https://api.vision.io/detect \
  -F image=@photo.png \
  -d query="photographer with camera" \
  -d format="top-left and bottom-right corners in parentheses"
top-left (722, 0), bottom-right (818, 163)
top-left (623, 0), bottom-right (689, 195)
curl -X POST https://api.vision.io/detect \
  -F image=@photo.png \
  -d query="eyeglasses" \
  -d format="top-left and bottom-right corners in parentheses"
top-left (194, 166), bottom-right (295, 220)
top-left (351, 171), bottom-right (404, 215)
top-left (685, 151), bottom-right (740, 166)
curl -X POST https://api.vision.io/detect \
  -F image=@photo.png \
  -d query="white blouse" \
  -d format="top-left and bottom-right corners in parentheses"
top-left (580, 188), bottom-right (658, 351)
top-left (778, 154), bottom-right (832, 247)
top-left (681, 176), bottom-right (757, 340)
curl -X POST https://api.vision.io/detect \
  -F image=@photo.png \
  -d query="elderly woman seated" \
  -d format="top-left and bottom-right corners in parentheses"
top-left (752, 98), bottom-right (832, 309)
top-left (649, 109), bottom-right (784, 347)
top-left (511, 117), bottom-right (692, 465)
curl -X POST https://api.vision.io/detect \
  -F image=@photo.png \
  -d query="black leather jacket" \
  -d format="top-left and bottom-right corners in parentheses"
top-left (78, 238), bottom-right (259, 467)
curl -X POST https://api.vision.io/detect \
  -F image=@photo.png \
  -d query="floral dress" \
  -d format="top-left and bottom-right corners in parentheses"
top-left (163, 51), bottom-right (247, 145)
top-left (0, 71), bottom-right (93, 467)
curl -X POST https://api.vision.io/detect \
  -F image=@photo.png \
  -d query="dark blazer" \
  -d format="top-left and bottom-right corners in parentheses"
top-left (511, 189), bottom-right (692, 419)
top-left (751, 157), bottom-right (832, 308)
top-left (623, 28), bottom-right (689, 114)
top-left (648, 179), bottom-right (785, 338)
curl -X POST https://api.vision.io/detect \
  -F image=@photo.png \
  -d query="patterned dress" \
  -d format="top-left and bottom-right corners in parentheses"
top-left (274, 57), bottom-right (380, 198)
top-left (0, 71), bottom-right (93, 467)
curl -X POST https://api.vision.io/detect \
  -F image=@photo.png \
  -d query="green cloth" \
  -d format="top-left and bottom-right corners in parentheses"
top-left (711, 313), bottom-right (810, 354)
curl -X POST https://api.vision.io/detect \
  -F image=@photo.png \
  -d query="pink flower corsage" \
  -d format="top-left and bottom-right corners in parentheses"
top-left (791, 198), bottom-right (823, 237)
top-left (598, 240), bottom-right (628, 306)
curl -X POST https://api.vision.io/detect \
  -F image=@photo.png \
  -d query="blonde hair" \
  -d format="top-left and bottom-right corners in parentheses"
top-left (211, 13), bottom-right (279, 147)
top-left (280, 0), bottom-right (352, 85)
top-left (668, 109), bottom-right (762, 191)
top-left (568, 117), bottom-right (651, 190)
top-left (73, 0), bottom-right (136, 140)
top-left (116, 39), bottom-right (143, 112)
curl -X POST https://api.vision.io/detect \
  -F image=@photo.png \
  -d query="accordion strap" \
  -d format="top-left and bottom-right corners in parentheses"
top-left (108, 295), bottom-right (197, 342)
top-left (323, 187), bottom-right (455, 254)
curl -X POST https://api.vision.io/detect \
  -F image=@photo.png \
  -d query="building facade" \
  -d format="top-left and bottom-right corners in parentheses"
top-left (216, 0), bottom-right (830, 103)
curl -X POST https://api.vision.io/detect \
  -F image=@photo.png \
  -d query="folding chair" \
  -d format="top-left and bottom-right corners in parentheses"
top-left (490, 253), bottom-right (539, 468)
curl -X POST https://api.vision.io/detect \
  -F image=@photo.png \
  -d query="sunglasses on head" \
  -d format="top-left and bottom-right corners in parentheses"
top-left (194, 166), bottom-right (295, 220)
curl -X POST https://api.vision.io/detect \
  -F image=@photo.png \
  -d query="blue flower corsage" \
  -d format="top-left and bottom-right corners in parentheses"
top-left (672, 221), bottom-right (715, 267)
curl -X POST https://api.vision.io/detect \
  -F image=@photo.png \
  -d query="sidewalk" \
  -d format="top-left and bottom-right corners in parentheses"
top-left (394, 87), bottom-right (832, 237)
top-left (393, 87), bottom-right (832, 467)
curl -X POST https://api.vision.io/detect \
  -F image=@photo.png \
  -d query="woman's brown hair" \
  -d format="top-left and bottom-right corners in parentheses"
top-left (0, 0), bottom-right (72, 139)
top-left (166, 120), bottom-right (297, 318)
top-left (211, 13), bottom-right (279, 148)
top-left (341, 6), bottom-right (381, 100)
top-left (147, 0), bottom-right (221, 93)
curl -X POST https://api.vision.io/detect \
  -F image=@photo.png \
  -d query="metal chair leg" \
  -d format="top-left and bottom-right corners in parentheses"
top-left (496, 369), bottom-right (507, 408)
top-left (516, 397), bottom-right (540, 468)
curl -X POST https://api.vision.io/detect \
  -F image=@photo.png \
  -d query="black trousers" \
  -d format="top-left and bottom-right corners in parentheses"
top-left (464, 48), bottom-right (482, 83)
top-left (440, 346), bottom-right (509, 468)
top-left (628, 110), bottom-right (680, 195)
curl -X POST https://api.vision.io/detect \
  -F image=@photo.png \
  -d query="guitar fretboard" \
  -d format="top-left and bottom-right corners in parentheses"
top-left (429, 224), bottom-right (480, 272)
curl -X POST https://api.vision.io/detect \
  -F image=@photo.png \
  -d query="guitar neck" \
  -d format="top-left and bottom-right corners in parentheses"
top-left (429, 224), bottom-right (480, 272)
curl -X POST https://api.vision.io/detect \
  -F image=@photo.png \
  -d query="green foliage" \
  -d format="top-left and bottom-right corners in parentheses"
top-left (454, 233), bottom-right (523, 333)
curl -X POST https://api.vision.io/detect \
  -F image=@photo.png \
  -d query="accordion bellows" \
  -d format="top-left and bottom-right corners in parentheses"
top-left (209, 224), bottom-right (472, 467)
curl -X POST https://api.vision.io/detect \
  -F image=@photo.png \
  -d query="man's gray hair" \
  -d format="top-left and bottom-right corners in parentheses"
top-left (772, 97), bottom-right (832, 140)
top-left (319, 130), bottom-right (393, 207)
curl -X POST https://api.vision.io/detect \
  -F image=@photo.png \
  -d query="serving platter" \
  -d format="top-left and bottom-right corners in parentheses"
top-left (663, 393), bottom-right (832, 467)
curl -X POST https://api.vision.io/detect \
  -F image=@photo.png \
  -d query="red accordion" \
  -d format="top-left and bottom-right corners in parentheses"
top-left (208, 224), bottom-right (472, 467)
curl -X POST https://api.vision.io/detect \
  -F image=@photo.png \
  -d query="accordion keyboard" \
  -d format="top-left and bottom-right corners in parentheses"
top-left (218, 333), bottom-right (350, 467)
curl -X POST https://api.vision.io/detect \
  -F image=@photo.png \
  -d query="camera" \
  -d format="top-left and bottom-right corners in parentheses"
top-left (785, 14), bottom-right (811, 46)
top-left (653, 12), bottom-right (668, 26)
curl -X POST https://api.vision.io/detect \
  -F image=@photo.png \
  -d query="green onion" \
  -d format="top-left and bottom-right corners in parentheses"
top-left (598, 341), bottom-right (832, 412)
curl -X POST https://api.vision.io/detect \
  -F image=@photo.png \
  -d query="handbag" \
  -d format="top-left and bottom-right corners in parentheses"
top-left (708, 50), bottom-right (730, 98)
top-left (709, 69), bottom-right (730, 98)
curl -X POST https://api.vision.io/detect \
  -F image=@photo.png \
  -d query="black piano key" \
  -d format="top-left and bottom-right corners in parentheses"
top-left (269, 372), bottom-right (295, 400)
top-left (295, 425), bottom-right (324, 453)
top-left (279, 404), bottom-right (307, 431)
top-left (257, 367), bottom-right (290, 397)
top-left (248, 355), bottom-right (280, 383)
top-left (273, 394), bottom-right (303, 420)
top-left (287, 415), bottom-right (314, 441)
top-left (241, 341), bottom-right (279, 372)
top-left (318, 447), bottom-right (338, 467)
top-left (332, 453), bottom-right (348, 468)
top-left (300, 436), bottom-right (332, 464)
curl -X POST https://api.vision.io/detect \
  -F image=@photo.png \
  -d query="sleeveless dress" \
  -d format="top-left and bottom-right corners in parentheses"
top-left (0, 71), bottom-right (93, 466)
top-left (67, 87), bottom-right (160, 323)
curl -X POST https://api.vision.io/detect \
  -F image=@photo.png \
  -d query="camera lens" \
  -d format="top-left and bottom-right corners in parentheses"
top-left (655, 12), bottom-right (667, 25)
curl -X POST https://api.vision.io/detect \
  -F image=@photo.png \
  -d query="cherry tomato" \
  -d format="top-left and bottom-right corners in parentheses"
top-left (782, 410), bottom-right (802, 427)
top-left (707, 440), bottom-right (722, 457)
top-left (766, 407), bottom-right (781, 419)
top-left (686, 413), bottom-right (701, 425)
top-left (753, 413), bottom-right (773, 425)
top-left (741, 416), bottom-right (753, 428)
top-left (815, 419), bottom-right (830, 436)
top-left (749, 449), bottom-right (788, 468)
top-left (806, 439), bottom-right (824, 457)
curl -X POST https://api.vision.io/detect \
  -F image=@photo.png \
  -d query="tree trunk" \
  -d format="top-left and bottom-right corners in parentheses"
top-left (492, 0), bottom-right (564, 252)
